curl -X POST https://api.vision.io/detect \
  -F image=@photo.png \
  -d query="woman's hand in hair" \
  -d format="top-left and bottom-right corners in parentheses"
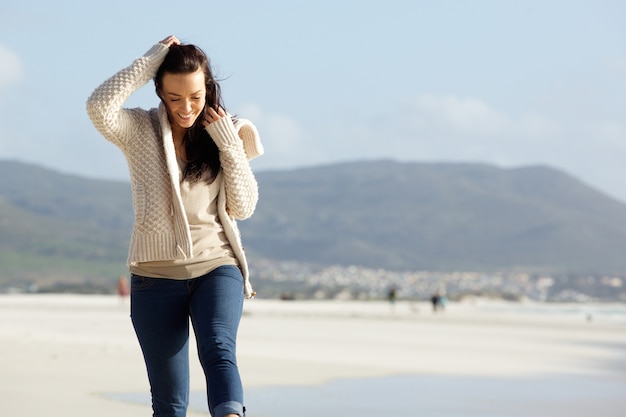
top-left (159, 35), bottom-right (181, 48)
top-left (203, 106), bottom-right (226, 126)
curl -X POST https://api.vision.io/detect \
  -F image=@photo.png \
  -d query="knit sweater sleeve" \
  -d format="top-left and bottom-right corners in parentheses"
top-left (205, 117), bottom-right (260, 220)
top-left (86, 44), bottom-right (170, 147)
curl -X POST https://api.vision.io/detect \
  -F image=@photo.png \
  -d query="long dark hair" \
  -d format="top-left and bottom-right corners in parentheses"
top-left (154, 44), bottom-right (224, 184)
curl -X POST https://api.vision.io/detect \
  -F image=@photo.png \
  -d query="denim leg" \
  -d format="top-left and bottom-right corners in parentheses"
top-left (130, 275), bottom-right (191, 417)
top-left (189, 265), bottom-right (245, 417)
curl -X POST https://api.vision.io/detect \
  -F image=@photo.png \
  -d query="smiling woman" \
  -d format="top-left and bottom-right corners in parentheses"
top-left (86, 35), bottom-right (264, 417)
top-left (153, 43), bottom-right (225, 183)
top-left (160, 70), bottom-right (207, 128)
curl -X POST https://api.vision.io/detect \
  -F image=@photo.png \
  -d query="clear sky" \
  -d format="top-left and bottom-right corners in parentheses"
top-left (1, 0), bottom-right (626, 201)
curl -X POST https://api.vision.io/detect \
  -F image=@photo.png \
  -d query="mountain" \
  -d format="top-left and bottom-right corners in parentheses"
top-left (2, 158), bottom-right (626, 290)
top-left (0, 160), bottom-right (133, 288)
top-left (243, 160), bottom-right (626, 274)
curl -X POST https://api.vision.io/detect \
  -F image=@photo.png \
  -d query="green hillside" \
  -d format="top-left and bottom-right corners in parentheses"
top-left (2, 158), bottom-right (626, 291)
top-left (242, 160), bottom-right (626, 274)
top-left (0, 160), bottom-right (132, 289)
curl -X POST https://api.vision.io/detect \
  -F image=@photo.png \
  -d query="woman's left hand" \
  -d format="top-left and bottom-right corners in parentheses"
top-left (203, 106), bottom-right (226, 126)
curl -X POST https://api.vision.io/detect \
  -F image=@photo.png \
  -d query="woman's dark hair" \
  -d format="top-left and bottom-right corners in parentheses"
top-left (154, 44), bottom-right (225, 184)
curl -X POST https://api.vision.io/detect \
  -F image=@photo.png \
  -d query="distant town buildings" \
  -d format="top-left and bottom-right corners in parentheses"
top-left (2, 257), bottom-right (623, 302)
top-left (249, 258), bottom-right (625, 302)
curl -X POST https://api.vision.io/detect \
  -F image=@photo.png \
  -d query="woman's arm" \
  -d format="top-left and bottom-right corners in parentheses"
top-left (205, 109), bottom-right (261, 220)
top-left (85, 40), bottom-right (172, 147)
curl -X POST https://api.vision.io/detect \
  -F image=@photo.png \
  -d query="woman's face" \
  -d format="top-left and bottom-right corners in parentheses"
top-left (159, 69), bottom-right (206, 130)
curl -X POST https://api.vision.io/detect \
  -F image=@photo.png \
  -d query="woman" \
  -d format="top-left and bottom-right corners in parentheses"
top-left (86, 35), bottom-right (263, 417)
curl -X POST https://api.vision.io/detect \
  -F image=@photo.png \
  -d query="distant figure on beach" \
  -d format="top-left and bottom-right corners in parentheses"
top-left (87, 35), bottom-right (263, 417)
top-left (387, 285), bottom-right (397, 314)
top-left (116, 275), bottom-right (129, 301)
top-left (431, 292), bottom-right (447, 313)
top-left (439, 294), bottom-right (447, 311)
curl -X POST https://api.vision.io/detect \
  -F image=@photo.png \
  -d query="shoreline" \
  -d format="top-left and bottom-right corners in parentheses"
top-left (1, 294), bottom-right (625, 416)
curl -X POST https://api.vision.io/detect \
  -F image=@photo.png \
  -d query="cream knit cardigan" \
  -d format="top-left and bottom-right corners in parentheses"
top-left (86, 43), bottom-right (263, 298)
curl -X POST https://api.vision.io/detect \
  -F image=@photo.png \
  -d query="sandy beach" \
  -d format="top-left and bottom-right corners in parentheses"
top-left (0, 294), bottom-right (625, 416)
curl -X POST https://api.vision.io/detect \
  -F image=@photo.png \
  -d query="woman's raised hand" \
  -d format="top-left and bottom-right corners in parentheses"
top-left (203, 106), bottom-right (227, 126)
top-left (159, 35), bottom-right (181, 48)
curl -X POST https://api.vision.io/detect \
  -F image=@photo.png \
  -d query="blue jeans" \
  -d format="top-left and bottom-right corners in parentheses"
top-left (130, 265), bottom-right (245, 417)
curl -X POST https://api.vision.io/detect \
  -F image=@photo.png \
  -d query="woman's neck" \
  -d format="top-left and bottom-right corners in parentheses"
top-left (172, 126), bottom-right (188, 161)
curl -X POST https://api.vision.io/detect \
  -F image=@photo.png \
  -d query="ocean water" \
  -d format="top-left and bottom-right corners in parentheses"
top-left (107, 373), bottom-right (626, 417)
top-left (467, 302), bottom-right (626, 324)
